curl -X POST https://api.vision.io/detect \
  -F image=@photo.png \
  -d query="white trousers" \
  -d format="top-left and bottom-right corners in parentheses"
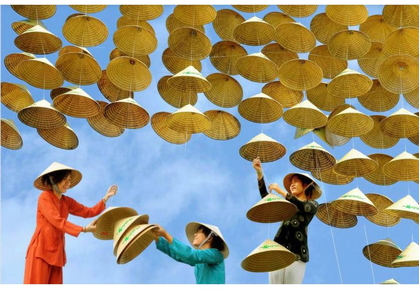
top-left (268, 260), bottom-right (306, 284)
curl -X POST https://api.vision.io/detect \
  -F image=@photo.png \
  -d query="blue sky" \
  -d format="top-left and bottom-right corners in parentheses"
top-left (1, 1), bottom-right (419, 289)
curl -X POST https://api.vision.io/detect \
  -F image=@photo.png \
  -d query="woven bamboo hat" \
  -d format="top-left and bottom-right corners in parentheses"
top-left (311, 167), bottom-right (354, 186)
top-left (168, 27), bottom-right (212, 60)
top-left (328, 30), bottom-right (371, 60)
top-left (326, 107), bottom-right (374, 137)
top-left (11, 5), bottom-right (56, 20)
top-left (204, 73), bottom-right (242, 108)
top-left (383, 151), bottom-right (419, 182)
top-left (324, 105), bottom-right (353, 147)
top-left (113, 25), bottom-right (157, 56)
top-left (365, 194), bottom-right (401, 227)
top-left (233, 16), bottom-right (275, 46)
top-left (246, 193), bottom-right (298, 223)
top-left (151, 112), bottom-right (192, 145)
top-left (275, 22), bottom-right (316, 53)
top-left (333, 148), bottom-right (378, 177)
top-left (236, 52), bottom-right (278, 83)
top-left (69, 5), bottom-right (107, 13)
top-left (87, 101), bottom-right (125, 138)
top-left (157, 75), bottom-right (198, 108)
top-left (97, 70), bottom-right (133, 103)
top-left (109, 47), bottom-right (151, 68)
top-left (62, 13), bottom-right (108, 47)
top-left (1, 82), bottom-right (34, 113)
top-left (212, 9), bottom-right (245, 42)
top-left (383, 5), bottom-right (419, 27)
top-left (18, 99), bottom-right (67, 129)
top-left (162, 47), bottom-right (202, 75)
top-left (386, 195), bottom-right (419, 222)
top-left (52, 87), bottom-right (100, 118)
top-left (309, 13), bottom-right (348, 45)
top-left (166, 104), bottom-right (211, 134)
top-left (261, 82), bottom-right (301, 110)
top-left (383, 27), bottom-right (419, 58)
top-left (331, 188), bottom-right (378, 216)
top-left (325, 5), bottom-right (368, 26)
top-left (282, 99), bottom-right (328, 129)
top-left (380, 108), bottom-right (419, 138)
top-left (173, 5), bottom-right (216, 25)
top-left (363, 154), bottom-right (398, 185)
top-left (306, 82), bottom-right (345, 112)
top-left (112, 214), bottom-right (150, 256)
top-left (316, 203), bottom-right (358, 228)
top-left (93, 207), bottom-right (138, 240)
top-left (380, 278), bottom-right (400, 284)
top-left (209, 40), bottom-right (248, 75)
top-left (14, 25), bottom-right (62, 55)
top-left (392, 242), bottom-right (419, 267)
top-left (359, 15), bottom-right (397, 43)
top-left (33, 161), bottom-right (82, 191)
top-left (119, 5), bottom-right (163, 21)
top-left (289, 142), bottom-right (336, 172)
top-left (232, 5), bottom-right (269, 13)
top-left (104, 98), bottom-right (149, 129)
top-left (106, 56), bottom-right (152, 92)
top-left (3, 52), bottom-right (36, 79)
top-left (239, 133), bottom-right (286, 163)
top-left (116, 16), bottom-right (155, 35)
top-left (283, 172), bottom-right (322, 200)
top-left (359, 115), bottom-right (399, 149)
top-left (363, 238), bottom-right (403, 268)
top-left (17, 57), bottom-right (64, 89)
top-left (358, 79), bottom-right (399, 112)
top-left (261, 43), bottom-right (298, 69)
top-left (165, 13), bottom-right (205, 34)
top-left (185, 222), bottom-right (229, 258)
top-left (308, 45), bottom-right (348, 80)
top-left (1, 119), bottom-right (23, 150)
top-left (403, 87), bottom-right (419, 108)
top-left (278, 59), bottom-right (323, 91)
top-left (237, 93), bottom-right (283, 124)
top-left (278, 5), bottom-right (318, 18)
top-left (167, 66), bottom-right (211, 93)
top-left (357, 42), bottom-right (387, 78)
top-left (241, 239), bottom-right (297, 272)
top-left (37, 123), bottom-right (78, 150)
top-left (378, 54), bottom-right (419, 94)
top-left (328, 69), bottom-right (373, 99)
top-left (202, 110), bottom-right (241, 141)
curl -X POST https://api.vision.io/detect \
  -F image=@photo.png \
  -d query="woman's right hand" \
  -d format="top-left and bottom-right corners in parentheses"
top-left (252, 157), bottom-right (263, 172)
top-left (84, 219), bottom-right (98, 233)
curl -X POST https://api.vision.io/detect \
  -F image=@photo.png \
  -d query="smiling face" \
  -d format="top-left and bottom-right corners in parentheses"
top-left (289, 175), bottom-right (307, 197)
top-left (56, 174), bottom-right (72, 194)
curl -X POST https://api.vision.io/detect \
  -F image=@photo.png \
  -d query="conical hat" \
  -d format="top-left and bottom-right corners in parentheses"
top-left (17, 57), bottom-right (64, 89)
top-left (382, 151), bottom-right (419, 182)
top-left (167, 66), bottom-right (211, 93)
top-left (232, 5), bottom-right (269, 13)
top-left (362, 238), bottom-right (403, 267)
top-left (403, 87), bottom-right (419, 109)
top-left (1, 82), bottom-right (34, 113)
top-left (52, 87), bottom-right (100, 118)
top-left (359, 115), bottom-right (399, 149)
top-left (311, 167), bottom-right (354, 186)
top-left (3, 52), bottom-right (36, 79)
top-left (324, 105), bottom-right (353, 147)
top-left (391, 242), bottom-right (419, 267)
top-left (241, 239), bottom-right (296, 272)
top-left (236, 52), bottom-right (278, 83)
top-left (62, 13), bottom-right (108, 47)
top-left (333, 148), bottom-right (378, 177)
top-left (261, 43), bottom-right (299, 68)
top-left (212, 9), bottom-right (245, 42)
top-left (331, 188), bottom-right (378, 216)
top-left (14, 25), bottom-right (62, 54)
top-left (109, 47), bottom-right (151, 67)
top-left (162, 47), bottom-right (202, 75)
top-left (93, 207), bottom-right (138, 240)
top-left (233, 16), bottom-right (275, 46)
top-left (209, 40), bottom-right (247, 75)
top-left (380, 108), bottom-right (419, 138)
top-left (18, 99), bottom-right (67, 129)
top-left (173, 5), bottom-right (216, 25)
top-left (87, 101), bottom-right (125, 138)
top-left (363, 154), bottom-right (398, 186)
top-left (112, 214), bottom-right (150, 256)
top-left (283, 172), bottom-right (322, 200)
top-left (278, 5), bottom-right (318, 18)
top-left (309, 12), bottom-right (348, 45)
top-left (166, 104), bottom-right (211, 134)
top-left (168, 27), bottom-right (211, 60)
top-left (365, 194), bottom-right (401, 227)
top-left (33, 161), bottom-right (82, 191)
top-left (278, 59), bottom-right (323, 91)
top-left (58, 45), bottom-right (94, 57)
top-left (327, 69), bottom-right (373, 98)
top-left (289, 142), bottom-right (336, 172)
top-left (113, 25), bottom-right (157, 56)
top-left (237, 93), bottom-right (283, 123)
top-left (103, 98), bottom-right (149, 129)
top-left (326, 107), bottom-right (374, 137)
top-left (357, 42), bottom-right (387, 78)
top-left (11, 5), bottom-right (56, 19)
top-left (1, 119), bottom-right (23, 150)
top-left (382, 5), bottom-right (419, 27)
top-left (69, 5), bottom-right (107, 13)
top-left (316, 203), bottom-right (358, 228)
top-left (308, 45), bottom-right (348, 79)
top-left (359, 15), bottom-right (397, 43)
top-left (202, 110), bottom-right (241, 141)
top-left (203, 73), bottom-right (242, 108)
top-left (246, 193), bottom-right (298, 223)
top-left (37, 123), bottom-right (78, 150)
top-left (157, 75), bottom-right (198, 108)
top-left (261, 81), bottom-right (302, 108)
top-left (239, 133), bottom-right (286, 163)
top-left (151, 112), bottom-right (192, 145)
top-left (383, 27), bottom-right (419, 58)
top-left (97, 70), bottom-right (133, 103)
top-left (263, 11), bottom-right (295, 29)
top-left (328, 30), bottom-right (371, 60)
top-left (325, 5), bottom-right (368, 26)
top-left (380, 278), bottom-right (400, 284)
top-left (357, 79), bottom-right (399, 112)
top-left (275, 22), bottom-right (316, 53)
top-left (119, 5), bottom-right (163, 21)
top-left (116, 16), bottom-right (155, 35)
top-left (282, 99), bottom-right (328, 129)
top-left (306, 82), bottom-right (345, 112)
top-left (165, 13), bottom-right (205, 34)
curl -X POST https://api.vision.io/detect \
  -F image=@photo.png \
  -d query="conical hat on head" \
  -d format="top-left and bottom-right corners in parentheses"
top-left (33, 162), bottom-right (82, 191)
top-left (283, 172), bottom-right (322, 200)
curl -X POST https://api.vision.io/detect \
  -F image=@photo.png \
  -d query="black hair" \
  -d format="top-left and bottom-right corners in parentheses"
top-left (41, 169), bottom-right (72, 188)
top-left (292, 174), bottom-right (316, 199)
top-left (197, 225), bottom-right (224, 252)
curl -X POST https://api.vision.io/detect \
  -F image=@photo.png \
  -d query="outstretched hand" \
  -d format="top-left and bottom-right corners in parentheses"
top-left (84, 219), bottom-right (98, 233)
top-left (103, 185), bottom-right (118, 203)
top-left (252, 157), bottom-right (263, 172)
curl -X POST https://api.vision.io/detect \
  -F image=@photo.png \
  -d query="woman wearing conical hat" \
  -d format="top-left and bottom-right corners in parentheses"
top-left (24, 162), bottom-right (118, 284)
top-left (152, 221), bottom-right (229, 284)
top-left (252, 157), bottom-right (321, 284)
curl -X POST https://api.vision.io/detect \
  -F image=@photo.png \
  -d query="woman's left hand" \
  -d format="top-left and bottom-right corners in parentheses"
top-left (268, 183), bottom-right (287, 197)
top-left (103, 185), bottom-right (118, 203)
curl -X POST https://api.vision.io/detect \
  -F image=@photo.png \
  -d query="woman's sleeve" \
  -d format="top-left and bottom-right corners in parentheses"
top-left (286, 194), bottom-right (318, 214)
top-left (258, 177), bottom-right (269, 198)
top-left (66, 196), bottom-right (106, 218)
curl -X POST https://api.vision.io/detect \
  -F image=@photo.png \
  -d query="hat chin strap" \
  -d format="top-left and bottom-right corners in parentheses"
top-left (198, 231), bottom-right (216, 249)
top-left (302, 181), bottom-right (314, 193)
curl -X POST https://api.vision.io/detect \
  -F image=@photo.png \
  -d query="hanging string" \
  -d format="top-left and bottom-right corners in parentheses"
top-left (363, 224), bottom-right (376, 284)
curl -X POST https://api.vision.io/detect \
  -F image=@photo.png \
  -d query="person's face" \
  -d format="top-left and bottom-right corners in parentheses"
top-left (192, 228), bottom-right (207, 247)
top-left (289, 175), bottom-right (307, 196)
top-left (56, 174), bottom-right (72, 194)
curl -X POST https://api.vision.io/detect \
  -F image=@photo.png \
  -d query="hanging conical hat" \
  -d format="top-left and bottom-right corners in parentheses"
top-left (1, 119), bottom-right (23, 150)
top-left (327, 69), bottom-right (373, 98)
top-left (167, 66), bottom-right (211, 93)
top-left (104, 98), bottom-right (149, 129)
top-left (382, 5), bottom-right (419, 27)
top-left (93, 207), bottom-right (138, 240)
top-left (282, 99), bottom-right (328, 129)
top-left (58, 45), bottom-right (94, 57)
top-left (316, 202), bottom-right (358, 228)
top-left (326, 107), bottom-right (374, 137)
top-left (241, 239), bottom-right (296, 272)
top-left (403, 87), bottom-right (419, 109)
top-left (275, 22), bottom-right (316, 53)
top-left (209, 40), bottom-right (248, 75)
top-left (357, 42), bottom-right (387, 79)
top-left (14, 25), bottom-right (62, 54)
top-left (97, 70), bottom-right (133, 103)
top-left (311, 167), bottom-right (354, 186)
top-left (378, 54), bottom-right (419, 94)
top-left (363, 154), bottom-right (398, 186)
top-left (116, 16), bottom-right (155, 35)
top-left (212, 9), bottom-right (245, 42)
top-left (383, 27), bottom-right (419, 58)
top-left (233, 16), bottom-right (275, 46)
top-left (52, 87), bottom-right (100, 118)
top-left (239, 133), bottom-right (286, 163)
top-left (232, 5), bottom-right (269, 13)
top-left (328, 30), bottom-right (371, 60)
top-left (87, 100), bottom-right (125, 138)
top-left (18, 99), bottom-right (67, 129)
top-left (166, 104), bottom-right (211, 134)
top-left (359, 115), bottom-right (399, 149)
top-left (37, 122), bottom-right (78, 150)
top-left (358, 79), bottom-right (399, 112)
top-left (173, 5), bottom-right (216, 25)
top-left (359, 15), bottom-right (397, 43)
top-left (157, 75), bottom-right (198, 108)
top-left (112, 214), bottom-right (150, 256)
top-left (165, 13), bottom-right (205, 34)
top-left (325, 5), bottom-right (368, 26)
top-left (113, 25), bottom-right (157, 56)
top-left (289, 142), bottom-right (336, 172)
top-left (386, 195), bottom-right (419, 222)
top-left (1, 82), bottom-right (34, 113)
top-left (11, 5), bottom-right (56, 19)
top-left (331, 188), bottom-right (378, 216)
top-left (12, 18), bottom-right (47, 35)
top-left (119, 5), bottom-right (164, 21)
top-left (237, 93), bottom-right (283, 123)
top-left (168, 27), bottom-right (212, 60)
top-left (365, 194), bottom-right (401, 227)
top-left (17, 57), bottom-right (64, 89)
top-left (380, 278), bottom-right (400, 284)
top-left (261, 43), bottom-right (298, 68)
top-left (109, 47), bottom-right (151, 68)
top-left (309, 12), bottom-right (348, 45)
top-left (333, 148), bottom-right (378, 177)
top-left (383, 151), bottom-right (419, 182)
top-left (33, 161), bottom-right (82, 191)
top-left (306, 82), bottom-right (345, 112)
top-left (202, 110), bottom-right (241, 141)
top-left (3, 52), bottom-right (36, 79)
top-left (162, 47), bottom-right (202, 75)
top-left (69, 5), bottom-right (107, 13)
top-left (308, 45), bottom-right (348, 79)
top-left (380, 108), bottom-right (419, 138)
top-left (278, 59), bottom-right (323, 91)
top-left (263, 11), bottom-right (295, 28)
top-left (324, 105), bottom-right (353, 147)
top-left (150, 112), bottom-right (192, 145)
top-left (362, 238), bottom-right (403, 268)
top-left (203, 73), bottom-right (243, 108)
top-left (246, 193), bottom-right (298, 223)
top-left (278, 5), bottom-right (318, 18)
top-left (236, 52), bottom-right (278, 83)
top-left (106, 56), bottom-right (152, 92)
top-left (392, 242), bottom-right (419, 267)
top-left (62, 13), bottom-right (108, 47)
top-left (261, 81), bottom-right (303, 108)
